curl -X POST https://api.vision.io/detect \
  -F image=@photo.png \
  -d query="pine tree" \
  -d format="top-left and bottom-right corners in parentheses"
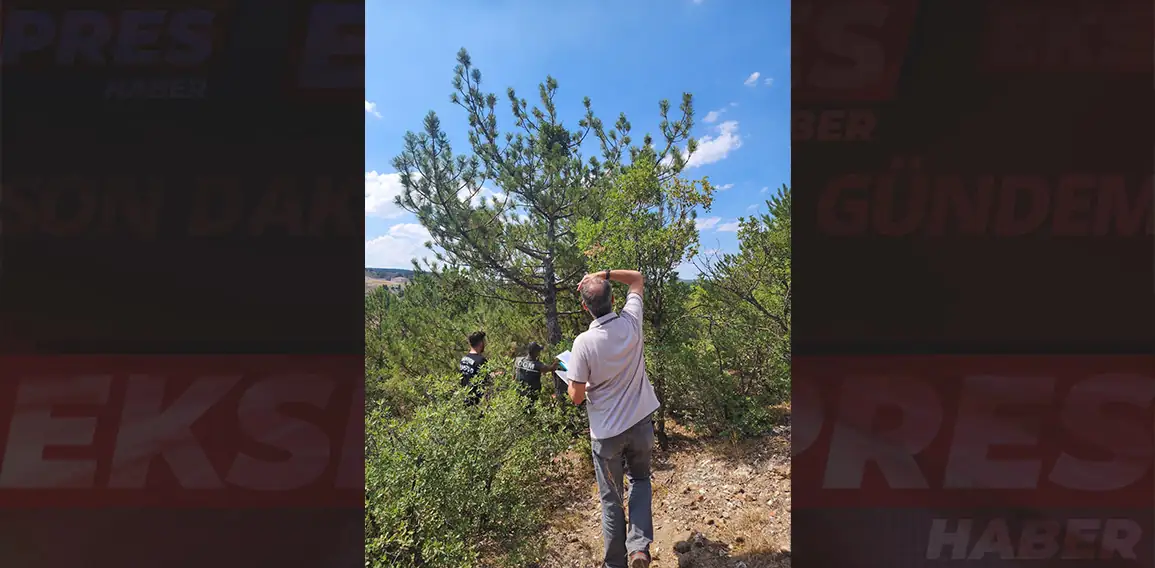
top-left (393, 48), bottom-right (697, 344)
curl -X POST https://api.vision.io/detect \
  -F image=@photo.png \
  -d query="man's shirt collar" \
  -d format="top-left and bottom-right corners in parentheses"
top-left (589, 312), bottom-right (619, 330)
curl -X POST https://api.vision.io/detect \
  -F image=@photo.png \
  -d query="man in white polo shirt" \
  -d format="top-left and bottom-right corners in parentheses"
top-left (566, 268), bottom-right (660, 568)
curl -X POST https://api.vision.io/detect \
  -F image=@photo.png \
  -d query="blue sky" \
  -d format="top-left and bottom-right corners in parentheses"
top-left (365, 0), bottom-right (789, 277)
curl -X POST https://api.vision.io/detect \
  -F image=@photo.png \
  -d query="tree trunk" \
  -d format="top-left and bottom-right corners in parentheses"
top-left (653, 372), bottom-right (669, 449)
top-left (543, 279), bottom-right (561, 345)
top-left (543, 220), bottom-right (562, 345)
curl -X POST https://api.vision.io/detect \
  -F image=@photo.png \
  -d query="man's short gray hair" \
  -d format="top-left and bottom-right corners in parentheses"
top-left (581, 278), bottom-right (613, 318)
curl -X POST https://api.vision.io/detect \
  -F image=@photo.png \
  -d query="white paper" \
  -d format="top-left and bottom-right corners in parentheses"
top-left (555, 350), bottom-right (573, 369)
top-left (555, 351), bottom-right (573, 384)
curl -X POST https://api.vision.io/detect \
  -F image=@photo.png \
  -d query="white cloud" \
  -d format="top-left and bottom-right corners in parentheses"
top-left (365, 223), bottom-right (437, 268)
top-left (365, 100), bottom-right (382, 118)
top-left (746, 203), bottom-right (761, 212)
top-left (695, 216), bottom-right (721, 230)
top-left (730, 102), bottom-right (739, 107)
top-left (458, 186), bottom-right (506, 207)
top-left (703, 107), bottom-right (727, 123)
top-left (764, 77), bottom-right (774, 87)
top-left (743, 72), bottom-right (760, 87)
top-left (760, 186), bottom-right (770, 193)
top-left (715, 183), bottom-right (734, 191)
top-left (365, 171), bottom-right (409, 219)
top-left (367, 172), bottom-right (508, 219)
top-left (717, 220), bottom-right (741, 232)
top-left (686, 121), bottom-right (742, 168)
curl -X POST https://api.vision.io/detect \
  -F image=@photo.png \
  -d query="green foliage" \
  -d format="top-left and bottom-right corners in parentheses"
top-left (392, 48), bottom-right (699, 344)
top-left (366, 364), bottom-right (574, 567)
top-left (370, 47), bottom-right (792, 566)
top-left (576, 148), bottom-right (714, 290)
top-left (668, 185), bottom-right (790, 435)
top-left (576, 151), bottom-right (716, 444)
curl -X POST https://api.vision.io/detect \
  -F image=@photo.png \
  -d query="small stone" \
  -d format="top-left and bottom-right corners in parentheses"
top-left (707, 519), bottom-right (715, 525)
top-left (735, 536), bottom-right (744, 544)
top-left (698, 488), bottom-right (706, 494)
top-left (735, 562), bottom-right (748, 568)
top-left (675, 541), bottom-right (692, 554)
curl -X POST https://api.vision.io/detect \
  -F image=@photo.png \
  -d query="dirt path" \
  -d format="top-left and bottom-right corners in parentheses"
top-left (539, 420), bottom-right (791, 568)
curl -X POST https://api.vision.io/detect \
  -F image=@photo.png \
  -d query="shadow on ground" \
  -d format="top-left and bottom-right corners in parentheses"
top-left (670, 533), bottom-right (789, 568)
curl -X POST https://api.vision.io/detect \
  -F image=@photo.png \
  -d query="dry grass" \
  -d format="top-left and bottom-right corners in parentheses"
top-left (365, 277), bottom-right (391, 293)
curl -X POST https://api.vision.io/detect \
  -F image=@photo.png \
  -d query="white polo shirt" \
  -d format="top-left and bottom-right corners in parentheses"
top-left (567, 292), bottom-right (661, 439)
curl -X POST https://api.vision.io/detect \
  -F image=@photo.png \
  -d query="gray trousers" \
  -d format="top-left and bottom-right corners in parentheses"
top-left (590, 414), bottom-right (654, 568)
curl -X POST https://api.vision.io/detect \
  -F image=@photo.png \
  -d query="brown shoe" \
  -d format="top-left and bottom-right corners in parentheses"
top-left (629, 551), bottom-right (651, 568)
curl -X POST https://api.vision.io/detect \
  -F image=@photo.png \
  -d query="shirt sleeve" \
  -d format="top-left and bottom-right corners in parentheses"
top-left (533, 360), bottom-right (549, 373)
top-left (621, 292), bottom-right (644, 332)
top-left (567, 341), bottom-right (589, 384)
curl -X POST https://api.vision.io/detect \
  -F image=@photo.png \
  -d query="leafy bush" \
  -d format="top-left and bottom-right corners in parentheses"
top-left (365, 361), bottom-right (574, 567)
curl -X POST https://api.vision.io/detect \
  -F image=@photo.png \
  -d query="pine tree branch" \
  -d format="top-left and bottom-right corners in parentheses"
top-left (475, 290), bottom-right (546, 306)
top-left (514, 244), bottom-right (547, 261)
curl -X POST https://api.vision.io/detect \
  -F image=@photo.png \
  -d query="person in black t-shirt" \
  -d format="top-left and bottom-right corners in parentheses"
top-left (514, 342), bottom-right (559, 405)
top-left (459, 331), bottom-right (489, 406)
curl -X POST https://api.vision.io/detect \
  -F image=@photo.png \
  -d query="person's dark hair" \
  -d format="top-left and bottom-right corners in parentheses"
top-left (581, 279), bottom-right (613, 318)
top-left (526, 341), bottom-right (543, 356)
top-left (468, 331), bottom-right (487, 348)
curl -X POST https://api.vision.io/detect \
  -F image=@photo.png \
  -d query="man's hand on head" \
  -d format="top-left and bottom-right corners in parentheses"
top-left (577, 271), bottom-right (606, 294)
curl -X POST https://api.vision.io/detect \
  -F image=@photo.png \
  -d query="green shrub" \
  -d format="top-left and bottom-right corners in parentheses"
top-left (365, 361), bottom-right (574, 567)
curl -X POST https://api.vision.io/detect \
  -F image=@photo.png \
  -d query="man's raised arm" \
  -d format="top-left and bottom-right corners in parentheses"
top-left (578, 269), bottom-right (644, 298)
top-left (609, 269), bottom-right (644, 297)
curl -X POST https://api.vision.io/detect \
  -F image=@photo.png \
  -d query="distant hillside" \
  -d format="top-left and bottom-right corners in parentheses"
top-left (366, 267), bottom-right (415, 280)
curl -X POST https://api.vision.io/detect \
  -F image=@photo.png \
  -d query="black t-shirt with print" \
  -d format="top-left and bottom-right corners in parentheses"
top-left (459, 353), bottom-right (487, 404)
top-left (514, 356), bottom-right (548, 395)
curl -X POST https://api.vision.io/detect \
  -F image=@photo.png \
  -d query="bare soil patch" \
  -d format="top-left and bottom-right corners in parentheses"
top-left (539, 416), bottom-right (791, 568)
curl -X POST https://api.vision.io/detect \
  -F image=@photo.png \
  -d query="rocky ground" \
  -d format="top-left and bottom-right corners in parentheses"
top-left (538, 417), bottom-right (791, 568)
